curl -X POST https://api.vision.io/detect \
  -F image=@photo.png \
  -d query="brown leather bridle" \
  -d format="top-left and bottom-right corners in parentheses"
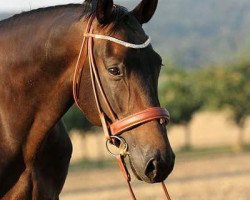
top-left (73, 16), bottom-right (172, 200)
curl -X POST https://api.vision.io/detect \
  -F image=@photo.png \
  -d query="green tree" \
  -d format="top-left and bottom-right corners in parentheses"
top-left (219, 62), bottom-right (250, 147)
top-left (193, 62), bottom-right (250, 148)
top-left (159, 67), bottom-right (202, 149)
top-left (192, 66), bottom-right (227, 110)
top-left (63, 106), bottom-right (92, 132)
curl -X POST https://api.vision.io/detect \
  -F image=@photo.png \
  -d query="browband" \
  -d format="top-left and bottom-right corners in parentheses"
top-left (84, 33), bottom-right (151, 49)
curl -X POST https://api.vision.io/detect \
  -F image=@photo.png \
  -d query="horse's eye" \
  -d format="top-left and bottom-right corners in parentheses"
top-left (108, 67), bottom-right (121, 76)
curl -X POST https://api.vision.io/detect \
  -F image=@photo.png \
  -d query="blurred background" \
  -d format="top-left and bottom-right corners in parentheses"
top-left (1, 0), bottom-right (250, 199)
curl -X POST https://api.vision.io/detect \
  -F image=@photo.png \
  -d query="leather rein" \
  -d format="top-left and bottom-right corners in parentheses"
top-left (73, 16), bottom-right (172, 200)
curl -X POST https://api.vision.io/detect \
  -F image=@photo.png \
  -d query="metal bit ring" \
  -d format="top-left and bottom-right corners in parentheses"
top-left (106, 136), bottom-right (128, 157)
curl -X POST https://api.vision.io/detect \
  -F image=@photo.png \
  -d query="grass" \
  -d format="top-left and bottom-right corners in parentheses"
top-left (177, 144), bottom-right (250, 159)
top-left (69, 159), bottom-right (116, 172)
top-left (69, 144), bottom-right (250, 171)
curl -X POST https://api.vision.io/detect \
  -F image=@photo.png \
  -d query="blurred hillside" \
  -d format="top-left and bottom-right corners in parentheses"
top-left (145, 0), bottom-right (250, 67)
top-left (1, 0), bottom-right (250, 67)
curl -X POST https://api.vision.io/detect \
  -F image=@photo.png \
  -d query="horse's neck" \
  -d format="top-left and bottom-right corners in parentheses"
top-left (0, 10), bottom-right (89, 119)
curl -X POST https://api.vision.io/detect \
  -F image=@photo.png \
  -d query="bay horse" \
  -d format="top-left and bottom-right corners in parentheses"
top-left (0, 0), bottom-right (175, 199)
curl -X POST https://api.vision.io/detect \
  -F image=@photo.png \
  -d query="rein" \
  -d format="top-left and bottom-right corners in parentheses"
top-left (73, 16), bottom-right (172, 200)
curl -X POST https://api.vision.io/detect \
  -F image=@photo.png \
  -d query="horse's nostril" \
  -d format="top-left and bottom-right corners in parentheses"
top-left (143, 152), bottom-right (175, 183)
top-left (145, 158), bottom-right (157, 179)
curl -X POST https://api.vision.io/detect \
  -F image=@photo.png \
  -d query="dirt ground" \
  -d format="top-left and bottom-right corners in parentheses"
top-left (61, 152), bottom-right (250, 200)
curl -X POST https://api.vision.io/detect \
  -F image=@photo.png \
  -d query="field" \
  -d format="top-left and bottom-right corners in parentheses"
top-left (62, 111), bottom-right (250, 200)
top-left (61, 152), bottom-right (250, 200)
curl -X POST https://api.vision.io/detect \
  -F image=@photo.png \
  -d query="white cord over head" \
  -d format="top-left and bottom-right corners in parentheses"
top-left (84, 33), bottom-right (151, 49)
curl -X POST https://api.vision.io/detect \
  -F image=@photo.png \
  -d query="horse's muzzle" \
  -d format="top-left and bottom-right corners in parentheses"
top-left (129, 147), bottom-right (175, 183)
top-left (144, 150), bottom-right (175, 183)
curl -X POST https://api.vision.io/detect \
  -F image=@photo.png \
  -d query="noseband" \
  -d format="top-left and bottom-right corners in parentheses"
top-left (73, 16), bottom-right (171, 200)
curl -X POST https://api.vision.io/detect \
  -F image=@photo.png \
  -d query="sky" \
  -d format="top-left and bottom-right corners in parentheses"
top-left (0, 0), bottom-right (135, 12)
top-left (0, 1), bottom-right (82, 12)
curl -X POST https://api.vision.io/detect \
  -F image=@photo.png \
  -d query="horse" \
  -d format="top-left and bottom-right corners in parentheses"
top-left (0, 0), bottom-right (175, 199)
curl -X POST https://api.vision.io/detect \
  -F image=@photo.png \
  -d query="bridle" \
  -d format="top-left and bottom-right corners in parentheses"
top-left (73, 15), bottom-right (172, 200)
top-left (73, 16), bottom-right (172, 200)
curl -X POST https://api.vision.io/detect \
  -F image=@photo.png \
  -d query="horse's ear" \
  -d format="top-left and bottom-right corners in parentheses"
top-left (95, 0), bottom-right (113, 24)
top-left (131, 0), bottom-right (158, 24)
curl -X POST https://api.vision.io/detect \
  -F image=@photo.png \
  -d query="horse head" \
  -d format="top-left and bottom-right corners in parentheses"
top-left (78, 0), bottom-right (175, 183)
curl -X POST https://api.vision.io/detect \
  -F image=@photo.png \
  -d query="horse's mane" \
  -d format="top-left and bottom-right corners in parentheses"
top-left (0, 4), bottom-right (80, 25)
top-left (0, 1), bottom-right (128, 29)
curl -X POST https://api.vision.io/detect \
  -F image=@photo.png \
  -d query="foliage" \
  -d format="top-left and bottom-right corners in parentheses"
top-left (214, 62), bottom-right (250, 126)
top-left (63, 106), bottom-right (92, 132)
top-left (159, 67), bottom-right (202, 124)
top-left (159, 61), bottom-right (250, 128)
top-left (191, 66), bottom-right (227, 110)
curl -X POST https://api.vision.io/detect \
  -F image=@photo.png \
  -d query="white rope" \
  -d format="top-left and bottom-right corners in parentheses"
top-left (84, 33), bottom-right (151, 49)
